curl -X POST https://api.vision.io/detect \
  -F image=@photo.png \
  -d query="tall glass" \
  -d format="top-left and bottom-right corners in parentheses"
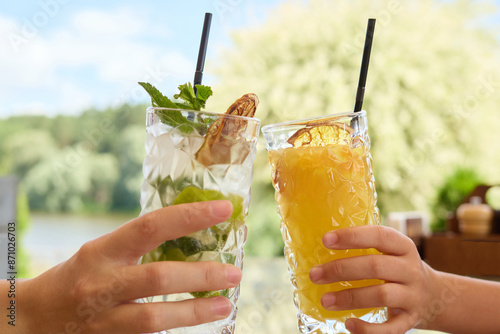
top-left (139, 107), bottom-right (261, 334)
top-left (262, 111), bottom-right (387, 334)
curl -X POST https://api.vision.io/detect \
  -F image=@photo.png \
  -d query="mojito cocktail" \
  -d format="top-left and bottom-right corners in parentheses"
top-left (262, 111), bottom-right (387, 334)
top-left (139, 103), bottom-right (260, 333)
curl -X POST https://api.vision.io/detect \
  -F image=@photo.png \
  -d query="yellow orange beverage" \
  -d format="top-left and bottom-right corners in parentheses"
top-left (262, 111), bottom-right (387, 333)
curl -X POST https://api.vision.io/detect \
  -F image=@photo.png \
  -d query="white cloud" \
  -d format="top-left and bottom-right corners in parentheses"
top-left (57, 81), bottom-right (94, 114)
top-left (73, 8), bottom-right (145, 36)
top-left (0, 6), bottom-right (193, 117)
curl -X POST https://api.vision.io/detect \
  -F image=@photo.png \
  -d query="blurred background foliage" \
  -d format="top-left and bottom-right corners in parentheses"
top-left (0, 104), bottom-right (145, 214)
top-left (430, 167), bottom-right (486, 231)
top-left (208, 0), bottom-right (500, 249)
top-left (1, 0), bottom-right (500, 257)
top-left (16, 189), bottom-right (30, 277)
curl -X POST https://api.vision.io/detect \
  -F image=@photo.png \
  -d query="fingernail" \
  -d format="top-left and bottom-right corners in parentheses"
top-left (321, 293), bottom-right (336, 308)
top-left (309, 266), bottom-right (323, 282)
top-left (323, 232), bottom-right (338, 248)
top-left (210, 201), bottom-right (232, 220)
top-left (225, 265), bottom-right (242, 285)
top-left (346, 319), bottom-right (356, 332)
top-left (212, 297), bottom-right (232, 317)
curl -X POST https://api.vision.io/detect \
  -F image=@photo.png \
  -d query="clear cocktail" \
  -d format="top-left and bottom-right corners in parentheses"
top-left (140, 107), bottom-right (260, 334)
top-left (262, 111), bottom-right (387, 333)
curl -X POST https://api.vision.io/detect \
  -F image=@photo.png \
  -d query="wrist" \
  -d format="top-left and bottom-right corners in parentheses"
top-left (16, 279), bottom-right (36, 333)
top-left (415, 265), bottom-right (445, 330)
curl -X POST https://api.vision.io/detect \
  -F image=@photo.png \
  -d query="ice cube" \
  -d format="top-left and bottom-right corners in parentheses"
top-left (148, 122), bottom-right (170, 137)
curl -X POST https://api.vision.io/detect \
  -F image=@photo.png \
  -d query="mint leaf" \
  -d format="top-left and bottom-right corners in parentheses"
top-left (195, 85), bottom-right (213, 108)
top-left (172, 83), bottom-right (212, 110)
top-left (139, 82), bottom-right (215, 134)
top-left (138, 82), bottom-right (177, 109)
top-left (173, 83), bottom-right (200, 110)
top-left (139, 81), bottom-right (213, 111)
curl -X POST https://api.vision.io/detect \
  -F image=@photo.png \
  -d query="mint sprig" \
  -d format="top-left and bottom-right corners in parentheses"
top-left (173, 83), bottom-right (213, 110)
top-left (139, 82), bottom-right (214, 133)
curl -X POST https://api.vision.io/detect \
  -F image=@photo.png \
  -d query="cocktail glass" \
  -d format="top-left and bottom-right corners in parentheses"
top-left (262, 110), bottom-right (387, 334)
top-left (139, 107), bottom-right (261, 334)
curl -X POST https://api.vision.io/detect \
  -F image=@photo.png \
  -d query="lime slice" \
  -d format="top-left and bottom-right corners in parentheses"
top-left (163, 248), bottom-right (187, 262)
top-left (168, 186), bottom-right (245, 299)
top-left (173, 186), bottom-right (226, 204)
top-left (175, 236), bottom-right (214, 256)
top-left (173, 186), bottom-right (245, 222)
top-left (141, 247), bottom-right (163, 264)
top-left (191, 289), bottom-right (229, 298)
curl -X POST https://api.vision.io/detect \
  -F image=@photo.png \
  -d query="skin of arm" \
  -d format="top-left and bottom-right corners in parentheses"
top-left (309, 225), bottom-right (500, 334)
top-left (0, 200), bottom-right (242, 334)
top-left (419, 270), bottom-right (500, 334)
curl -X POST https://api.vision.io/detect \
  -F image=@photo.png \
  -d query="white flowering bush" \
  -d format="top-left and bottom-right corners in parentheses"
top-left (206, 0), bottom-right (500, 253)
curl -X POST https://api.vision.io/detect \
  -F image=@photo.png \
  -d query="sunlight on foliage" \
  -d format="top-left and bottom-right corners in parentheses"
top-left (208, 0), bottom-right (500, 251)
top-left (0, 104), bottom-right (146, 213)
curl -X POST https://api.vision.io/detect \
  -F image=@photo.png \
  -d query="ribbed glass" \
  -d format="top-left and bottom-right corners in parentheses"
top-left (139, 107), bottom-right (260, 334)
top-left (262, 111), bottom-right (387, 334)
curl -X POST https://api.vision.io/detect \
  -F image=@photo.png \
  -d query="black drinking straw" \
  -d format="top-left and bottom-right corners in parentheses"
top-left (353, 18), bottom-right (376, 112)
top-left (193, 12), bottom-right (213, 96)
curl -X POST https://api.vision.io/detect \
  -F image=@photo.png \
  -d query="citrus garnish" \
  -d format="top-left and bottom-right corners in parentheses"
top-left (191, 289), bottom-right (229, 298)
top-left (172, 186), bottom-right (244, 222)
top-left (196, 93), bottom-right (259, 166)
top-left (287, 122), bottom-right (354, 147)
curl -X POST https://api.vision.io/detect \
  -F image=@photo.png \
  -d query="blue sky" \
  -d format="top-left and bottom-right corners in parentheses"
top-left (1, 0), bottom-right (499, 118)
top-left (0, 0), bottom-right (287, 117)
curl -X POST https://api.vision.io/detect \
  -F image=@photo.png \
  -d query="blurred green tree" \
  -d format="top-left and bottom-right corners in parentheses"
top-left (23, 149), bottom-right (121, 212)
top-left (2, 130), bottom-right (58, 178)
top-left (431, 167), bottom-right (484, 231)
top-left (16, 189), bottom-right (31, 278)
top-left (0, 104), bottom-right (147, 213)
top-left (87, 153), bottom-right (120, 210)
top-left (23, 148), bottom-right (89, 212)
top-left (50, 115), bottom-right (79, 147)
top-left (111, 125), bottom-right (145, 212)
top-left (208, 0), bottom-right (500, 255)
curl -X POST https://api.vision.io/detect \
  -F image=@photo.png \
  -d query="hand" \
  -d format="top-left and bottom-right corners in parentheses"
top-left (17, 200), bottom-right (242, 334)
top-left (309, 225), bottom-right (438, 334)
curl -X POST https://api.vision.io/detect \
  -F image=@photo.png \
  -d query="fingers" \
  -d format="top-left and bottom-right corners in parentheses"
top-left (94, 297), bottom-right (233, 334)
top-left (310, 254), bottom-right (412, 284)
top-left (322, 225), bottom-right (416, 256)
top-left (311, 226), bottom-right (423, 334)
top-left (112, 262), bottom-right (242, 301)
top-left (97, 201), bottom-right (233, 262)
top-left (346, 311), bottom-right (414, 334)
top-left (320, 283), bottom-right (410, 311)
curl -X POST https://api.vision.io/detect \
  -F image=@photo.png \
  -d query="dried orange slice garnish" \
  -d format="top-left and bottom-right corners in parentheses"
top-left (287, 122), bottom-right (354, 147)
top-left (195, 93), bottom-right (259, 166)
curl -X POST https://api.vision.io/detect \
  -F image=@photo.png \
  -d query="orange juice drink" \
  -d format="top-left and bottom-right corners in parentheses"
top-left (262, 111), bottom-right (387, 333)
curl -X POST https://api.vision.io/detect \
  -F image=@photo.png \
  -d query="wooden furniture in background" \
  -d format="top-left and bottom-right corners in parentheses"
top-left (424, 233), bottom-right (500, 277)
top-left (424, 185), bottom-right (500, 277)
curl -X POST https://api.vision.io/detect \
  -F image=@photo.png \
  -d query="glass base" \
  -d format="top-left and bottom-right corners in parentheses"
top-left (297, 308), bottom-right (387, 334)
top-left (149, 304), bottom-right (237, 334)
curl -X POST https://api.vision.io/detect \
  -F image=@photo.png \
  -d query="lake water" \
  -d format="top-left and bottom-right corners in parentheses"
top-left (24, 213), bottom-right (135, 276)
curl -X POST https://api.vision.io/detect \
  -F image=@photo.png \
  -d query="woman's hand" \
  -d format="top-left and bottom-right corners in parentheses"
top-left (309, 225), bottom-right (438, 334)
top-left (16, 200), bottom-right (242, 334)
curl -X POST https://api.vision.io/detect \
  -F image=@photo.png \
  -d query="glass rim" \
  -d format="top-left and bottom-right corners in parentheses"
top-left (147, 107), bottom-right (261, 124)
top-left (261, 110), bottom-right (366, 133)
